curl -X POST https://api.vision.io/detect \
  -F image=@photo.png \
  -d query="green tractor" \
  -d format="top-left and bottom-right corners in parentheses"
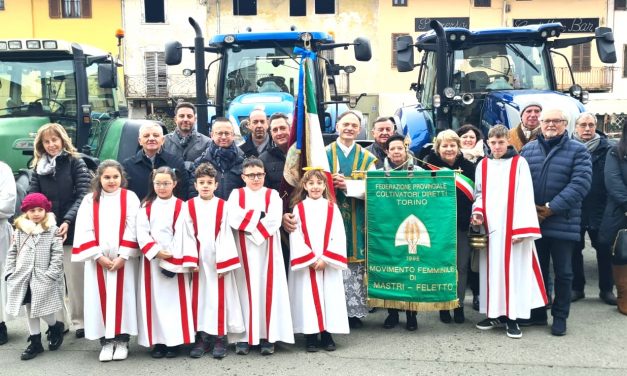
top-left (0, 39), bottom-right (152, 204)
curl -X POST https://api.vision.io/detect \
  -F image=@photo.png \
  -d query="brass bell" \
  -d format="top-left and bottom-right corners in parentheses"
top-left (468, 226), bottom-right (488, 251)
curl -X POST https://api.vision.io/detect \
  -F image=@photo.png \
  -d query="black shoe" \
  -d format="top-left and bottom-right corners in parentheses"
top-left (405, 312), bottom-right (418, 331)
top-left (348, 317), bottom-right (363, 329)
top-left (46, 321), bottom-right (64, 351)
top-left (439, 310), bottom-right (452, 324)
top-left (0, 322), bottom-right (7, 345)
top-left (21, 334), bottom-right (44, 361)
top-left (599, 291), bottom-right (618, 306)
top-left (259, 340), bottom-right (275, 355)
top-left (472, 295), bottom-right (480, 311)
top-left (320, 331), bottom-right (336, 351)
top-left (75, 329), bottom-right (85, 339)
top-left (189, 332), bottom-right (211, 358)
top-left (505, 320), bottom-right (522, 339)
top-left (235, 342), bottom-right (250, 355)
top-left (517, 318), bottom-right (548, 327)
top-left (165, 345), bottom-right (179, 358)
top-left (305, 334), bottom-right (319, 352)
top-left (518, 309), bottom-right (548, 327)
top-left (453, 307), bottom-right (465, 323)
top-left (212, 336), bottom-right (227, 359)
top-left (551, 317), bottom-right (567, 336)
top-left (476, 317), bottom-right (504, 330)
top-left (150, 344), bottom-right (167, 359)
top-left (571, 290), bottom-right (585, 302)
top-left (383, 310), bottom-right (399, 329)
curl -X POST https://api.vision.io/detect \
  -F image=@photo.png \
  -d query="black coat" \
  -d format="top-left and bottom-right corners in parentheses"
top-left (424, 151), bottom-right (475, 230)
top-left (599, 146), bottom-right (627, 248)
top-left (239, 135), bottom-right (271, 158)
top-left (259, 144), bottom-right (286, 192)
top-left (122, 149), bottom-right (191, 201)
top-left (580, 135), bottom-right (612, 229)
top-left (28, 153), bottom-right (92, 244)
top-left (192, 145), bottom-right (245, 200)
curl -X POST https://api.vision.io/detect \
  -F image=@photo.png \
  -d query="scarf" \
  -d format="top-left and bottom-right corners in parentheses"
top-left (36, 152), bottom-right (62, 176)
top-left (538, 132), bottom-right (566, 154)
top-left (573, 132), bottom-right (601, 153)
top-left (175, 128), bottom-right (194, 149)
top-left (522, 125), bottom-right (541, 141)
top-left (208, 142), bottom-right (239, 172)
top-left (460, 141), bottom-right (485, 163)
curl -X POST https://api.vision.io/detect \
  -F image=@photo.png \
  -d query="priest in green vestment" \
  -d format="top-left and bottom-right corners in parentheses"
top-left (326, 111), bottom-right (377, 328)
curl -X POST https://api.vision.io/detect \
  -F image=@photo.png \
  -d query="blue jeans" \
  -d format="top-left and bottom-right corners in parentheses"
top-left (531, 237), bottom-right (576, 320)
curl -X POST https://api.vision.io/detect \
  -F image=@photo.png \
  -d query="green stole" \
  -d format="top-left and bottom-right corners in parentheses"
top-left (326, 142), bottom-right (377, 262)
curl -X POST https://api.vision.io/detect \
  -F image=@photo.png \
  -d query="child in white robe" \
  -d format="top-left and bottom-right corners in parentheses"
top-left (472, 126), bottom-right (547, 339)
top-left (136, 166), bottom-right (195, 358)
top-left (227, 158), bottom-right (294, 355)
top-left (288, 168), bottom-right (349, 352)
top-left (185, 163), bottom-right (244, 359)
top-left (72, 160), bottom-right (141, 361)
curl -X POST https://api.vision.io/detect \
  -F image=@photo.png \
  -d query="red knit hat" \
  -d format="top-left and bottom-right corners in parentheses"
top-left (20, 193), bottom-right (52, 213)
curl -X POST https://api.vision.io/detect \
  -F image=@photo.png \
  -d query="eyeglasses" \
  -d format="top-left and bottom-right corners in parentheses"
top-left (541, 119), bottom-right (566, 125)
top-left (577, 123), bottom-right (596, 129)
top-left (213, 131), bottom-right (233, 137)
top-left (153, 182), bottom-right (173, 187)
top-left (242, 173), bottom-right (266, 180)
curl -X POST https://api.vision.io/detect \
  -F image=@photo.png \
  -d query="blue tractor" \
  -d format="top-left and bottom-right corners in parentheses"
top-left (164, 19), bottom-right (371, 140)
top-left (395, 21), bottom-right (617, 154)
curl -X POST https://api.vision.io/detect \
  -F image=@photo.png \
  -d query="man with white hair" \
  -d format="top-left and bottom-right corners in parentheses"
top-left (509, 102), bottom-right (542, 152)
top-left (570, 112), bottom-right (616, 305)
top-left (122, 122), bottom-right (191, 200)
top-left (520, 108), bottom-right (592, 336)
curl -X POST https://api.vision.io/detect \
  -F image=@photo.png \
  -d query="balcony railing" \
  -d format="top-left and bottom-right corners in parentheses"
top-left (555, 66), bottom-right (616, 92)
top-left (124, 74), bottom-right (197, 99)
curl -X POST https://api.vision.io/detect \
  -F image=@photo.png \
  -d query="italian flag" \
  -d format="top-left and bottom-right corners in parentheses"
top-left (426, 164), bottom-right (475, 201)
top-left (283, 47), bottom-right (334, 198)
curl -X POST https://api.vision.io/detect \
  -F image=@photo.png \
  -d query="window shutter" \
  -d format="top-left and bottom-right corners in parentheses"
top-left (81, 0), bottom-right (92, 18)
top-left (49, 0), bottom-right (61, 18)
top-left (145, 52), bottom-right (168, 97)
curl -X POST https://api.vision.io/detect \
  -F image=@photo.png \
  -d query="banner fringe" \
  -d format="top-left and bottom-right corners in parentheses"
top-left (368, 298), bottom-right (459, 312)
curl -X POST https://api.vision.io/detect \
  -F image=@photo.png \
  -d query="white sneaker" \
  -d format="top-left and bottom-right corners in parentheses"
top-left (99, 342), bottom-right (115, 362)
top-left (112, 341), bottom-right (128, 360)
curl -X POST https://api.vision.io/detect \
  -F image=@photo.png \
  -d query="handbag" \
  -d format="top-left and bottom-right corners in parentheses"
top-left (612, 229), bottom-right (627, 265)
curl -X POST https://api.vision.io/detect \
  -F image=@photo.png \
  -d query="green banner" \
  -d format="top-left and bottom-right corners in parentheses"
top-left (366, 170), bottom-right (458, 311)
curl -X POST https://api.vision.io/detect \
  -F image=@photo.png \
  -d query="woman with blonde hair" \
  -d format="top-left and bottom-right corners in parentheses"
top-left (28, 123), bottom-right (92, 338)
top-left (424, 130), bottom-right (476, 324)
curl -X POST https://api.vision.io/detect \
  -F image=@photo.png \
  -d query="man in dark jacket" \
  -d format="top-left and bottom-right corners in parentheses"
top-left (571, 113), bottom-right (616, 305)
top-left (520, 108), bottom-right (592, 336)
top-left (366, 117), bottom-right (395, 169)
top-left (259, 113), bottom-right (290, 192)
top-left (239, 108), bottom-right (271, 158)
top-left (122, 122), bottom-right (191, 200)
top-left (192, 118), bottom-right (245, 199)
top-left (163, 102), bottom-right (211, 170)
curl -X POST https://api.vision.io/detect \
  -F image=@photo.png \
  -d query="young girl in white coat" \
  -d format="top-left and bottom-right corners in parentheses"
top-left (288, 169), bottom-right (349, 352)
top-left (72, 160), bottom-right (141, 361)
top-left (4, 193), bottom-right (65, 360)
top-left (136, 166), bottom-right (195, 359)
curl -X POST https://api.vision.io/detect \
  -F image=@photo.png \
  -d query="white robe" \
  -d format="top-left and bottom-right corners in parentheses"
top-left (288, 197), bottom-right (349, 335)
top-left (136, 196), bottom-right (195, 347)
top-left (181, 196), bottom-right (245, 337)
top-left (71, 189), bottom-right (140, 340)
top-left (227, 187), bottom-right (294, 345)
top-left (473, 155), bottom-right (548, 320)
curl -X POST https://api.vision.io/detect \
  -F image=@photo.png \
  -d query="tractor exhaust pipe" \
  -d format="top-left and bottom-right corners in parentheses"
top-left (430, 20), bottom-right (450, 132)
top-left (189, 17), bottom-right (209, 136)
